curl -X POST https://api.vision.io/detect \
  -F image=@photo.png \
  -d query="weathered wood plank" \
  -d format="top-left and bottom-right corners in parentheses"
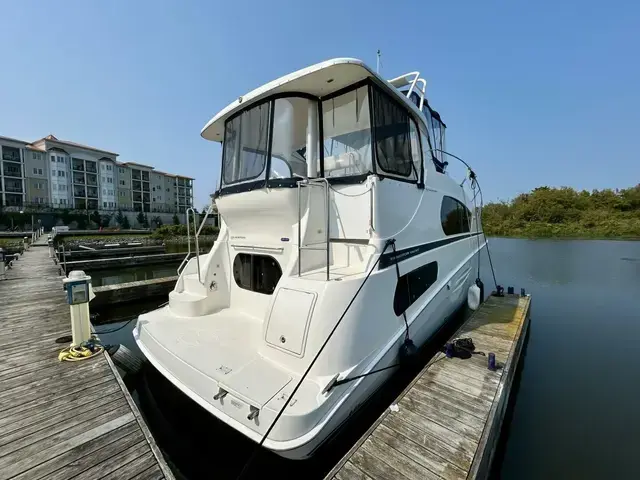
top-left (0, 390), bottom-right (123, 443)
top-left (71, 441), bottom-right (149, 478)
top-left (327, 294), bottom-right (531, 480)
top-left (350, 448), bottom-right (409, 480)
top-left (99, 451), bottom-right (157, 480)
top-left (9, 421), bottom-right (140, 480)
top-left (373, 424), bottom-right (466, 480)
top-left (0, 412), bottom-right (135, 480)
top-left (133, 465), bottom-right (165, 480)
top-left (334, 461), bottom-right (374, 480)
top-left (0, 246), bottom-right (174, 480)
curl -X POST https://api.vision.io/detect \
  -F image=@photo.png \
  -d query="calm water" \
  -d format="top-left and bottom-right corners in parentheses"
top-left (98, 238), bottom-right (640, 479)
top-left (487, 238), bottom-right (640, 479)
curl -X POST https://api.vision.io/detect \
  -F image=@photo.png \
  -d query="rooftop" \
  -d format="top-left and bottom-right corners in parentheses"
top-left (34, 134), bottom-right (119, 156)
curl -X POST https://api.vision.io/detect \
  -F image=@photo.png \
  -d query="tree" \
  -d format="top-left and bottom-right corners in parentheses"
top-left (100, 214), bottom-right (112, 228)
top-left (121, 215), bottom-right (131, 229)
top-left (143, 214), bottom-right (150, 229)
top-left (90, 210), bottom-right (101, 226)
top-left (136, 211), bottom-right (145, 227)
top-left (172, 213), bottom-right (180, 225)
top-left (115, 209), bottom-right (125, 226)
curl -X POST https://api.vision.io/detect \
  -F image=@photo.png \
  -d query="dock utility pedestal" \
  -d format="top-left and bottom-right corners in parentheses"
top-left (62, 270), bottom-right (96, 346)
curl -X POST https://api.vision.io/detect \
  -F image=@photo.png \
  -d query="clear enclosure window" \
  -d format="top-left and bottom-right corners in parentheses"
top-left (322, 86), bottom-right (372, 178)
top-left (270, 97), bottom-right (317, 180)
top-left (371, 86), bottom-right (414, 178)
top-left (222, 102), bottom-right (271, 185)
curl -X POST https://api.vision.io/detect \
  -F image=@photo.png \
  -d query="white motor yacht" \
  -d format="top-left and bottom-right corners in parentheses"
top-left (134, 58), bottom-right (486, 459)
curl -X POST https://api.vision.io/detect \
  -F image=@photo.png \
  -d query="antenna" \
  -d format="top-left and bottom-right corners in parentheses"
top-left (376, 49), bottom-right (381, 73)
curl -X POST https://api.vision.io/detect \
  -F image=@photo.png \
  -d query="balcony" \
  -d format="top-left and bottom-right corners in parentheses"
top-left (72, 160), bottom-right (84, 171)
top-left (88, 199), bottom-right (99, 210)
top-left (86, 162), bottom-right (97, 173)
top-left (133, 194), bottom-right (143, 203)
top-left (142, 184), bottom-right (150, 192)
top-left (5, 193), bottom-right (23, 207)
top-left (132, 170), bottom-right (142, 180)
top-left (132, 180), bottom-right (142, 191)
top-left (141, 172), bottom-right (150, 181)
top-left (73, 188), bottom-right (86, 197)
top-left (143, 193), bottom-right (150, 202)
top-left (3, 165), bottom-right (22, 178)
top-left (75, 198), bottom-right (87, 210)
top-left (87, 187), bottom-right (98, 198)
top-left (73, 173), bottom-right (85, 184)
top-left (2, 147), bottom-right (21, 163)
top-left (86, 174), bottom-right (98, 186)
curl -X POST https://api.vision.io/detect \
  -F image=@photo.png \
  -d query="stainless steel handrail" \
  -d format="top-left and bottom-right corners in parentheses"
top-left (297, 177), bottom-right (331, 281)
top-left (177, 207), bottom-right (197, 276)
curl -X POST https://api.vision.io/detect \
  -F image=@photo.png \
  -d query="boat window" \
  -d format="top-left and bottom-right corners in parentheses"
top-left (270, 97), bottom-right (317, 180)
top-left (441, 196), bottom-right (471, 235)
top-left (394, 261), bottom-right (438, 316)
top-left (322, 86), bottom-right (372, 178)
top-left (222, 102), bottom-right (271, 186)
top-left (232, 253), bottom-right (282, 295)
top-left (371, 86), bottom-right (416, 180)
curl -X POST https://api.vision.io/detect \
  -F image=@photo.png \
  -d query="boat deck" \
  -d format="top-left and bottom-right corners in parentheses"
top-left (0, 243), bottom-right (174, 480)
top-left (325, 292), bottom-right (531, 480)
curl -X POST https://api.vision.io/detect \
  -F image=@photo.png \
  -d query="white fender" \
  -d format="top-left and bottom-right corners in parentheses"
top-left (467, 284), bottom-right (481, 311)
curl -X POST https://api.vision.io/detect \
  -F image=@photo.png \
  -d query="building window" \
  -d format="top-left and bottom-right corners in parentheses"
top-left (38, 168), bottom-right (43, 175)
top-left (57, 156), bottom-right (64, 163)
top-left (232, 254), bottom-right (282, 295)
top-left (33, 167), bottom-right (38, 175)
top-left (51, 155), bottom-right (55, 162)
top-left (440, 196), bottom-right (471, 236)
top-left (393, 261), bottom-right (438, 316)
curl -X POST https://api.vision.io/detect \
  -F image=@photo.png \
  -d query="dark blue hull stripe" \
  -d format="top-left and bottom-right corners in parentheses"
top-left (379, 232), bottom-right (483, 269)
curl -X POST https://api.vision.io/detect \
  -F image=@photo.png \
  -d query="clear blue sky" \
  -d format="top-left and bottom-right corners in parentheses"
top-left (1, 0), bottom-right (638, 208)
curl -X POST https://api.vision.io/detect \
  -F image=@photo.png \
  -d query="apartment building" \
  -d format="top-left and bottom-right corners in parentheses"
top-left (0, 134), bottom-right (194, 213)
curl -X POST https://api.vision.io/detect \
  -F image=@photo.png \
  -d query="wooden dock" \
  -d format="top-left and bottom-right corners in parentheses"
top-left (326, 293), bottom-right (531, 480)
top-left (0, 245), bottom-right (174, 479)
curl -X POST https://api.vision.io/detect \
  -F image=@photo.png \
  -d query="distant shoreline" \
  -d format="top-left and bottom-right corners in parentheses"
top-left (485, 233), bottom-right (640, 241)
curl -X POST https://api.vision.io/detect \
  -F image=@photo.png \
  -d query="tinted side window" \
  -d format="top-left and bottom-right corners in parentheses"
top-left (233, 254), bottom-right (282, 295)
top-left (394, 262), bottom-right (438, 316)
top-left (441, 196), bottom-right (471, 235)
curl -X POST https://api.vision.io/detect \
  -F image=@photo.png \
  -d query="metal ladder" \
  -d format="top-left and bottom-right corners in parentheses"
top-left (177, 204), bottom-right (215, 284)
top-left (297, 178), bottom-right (331, 281)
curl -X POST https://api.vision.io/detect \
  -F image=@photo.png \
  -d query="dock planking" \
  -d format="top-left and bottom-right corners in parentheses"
top-left (326, 293), bottom-right (531, 480)
top-left (0, 245), bottom-right (174, 480)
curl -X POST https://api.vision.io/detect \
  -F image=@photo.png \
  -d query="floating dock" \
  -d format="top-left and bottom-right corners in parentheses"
top-left (0, 245), bottom-right (174, 479)
top-left (326, 292), bottom-right (531, 480)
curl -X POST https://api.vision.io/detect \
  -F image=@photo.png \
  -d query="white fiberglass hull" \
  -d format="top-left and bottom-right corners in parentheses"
top-left (134, 245), bottom-right (482, 460)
